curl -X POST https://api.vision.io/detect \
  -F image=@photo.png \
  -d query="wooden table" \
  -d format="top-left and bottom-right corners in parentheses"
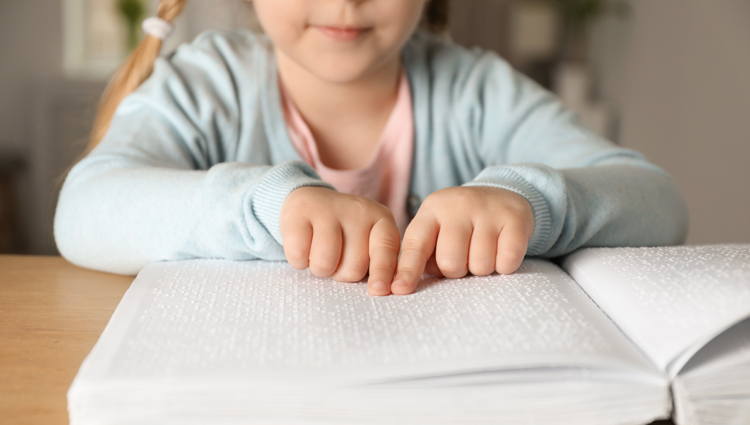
top-left (0, 256), bottom-right (134, 425)
top-left (0, 255), bottom-right (676, 425)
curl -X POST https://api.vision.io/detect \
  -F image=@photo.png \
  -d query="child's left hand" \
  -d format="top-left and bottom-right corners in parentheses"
top-left (391, 186), bottom-right (534, 295)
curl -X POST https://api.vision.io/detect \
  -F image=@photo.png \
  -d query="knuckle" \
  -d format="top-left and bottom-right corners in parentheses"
top-left (309, 256), bottom-right (339, 277)
top-left (332, 251), bottom-right (369, 283)
top-left (350, 196), bottom-right (370, 213)
top-left (280, 215), bottom-right (308, 235)
top-left (505, 199), bottom-right (533, 222)
top-left (437, 257), bottom-right (468, 278)
top-left (420, 190), bottom-right (448, 210)
top-left (310, 266), bottom-right (333, 278)
top-left (400, 240), bottom-right (424, 254)
top-left (420, 194), bottom-right (437, 208)
top-left (332, 267), bottom-right (367, 283)
top-left (285, 187), bottom-right (325, 211)
top-left (469, 260), bottom-right (495, 277)
top-left (496, 253), bottom-right (525, 275)
top-left (453, 189), bottom-right (477, 204)
top-left (448, 187), bottom-right (478, 205)
top-left (421, 187), bottom-right (483, 215)
top-left (373, 236), bottom-right (400, 256)
top-left (423, 189), bottom-right (451, 205)
top-left (396, 265), bottom-right (421, 279)
top-left (372, 202), bottom-right (392, 218)
top-left (345, 195), bottom-right (376, 218)
top-left (286, 255), bottom-right (308, 270)
top-left (500, 243), bottom-right (527, 261)
top-left (284, 243), bottom-right (307, 262)
top-left (369, 262), bottom-right (396, 276)
top-left (343, 197), bottom-right (394, 224)
top-left (496, 261), bottom-right (520, 275)
top-left (508, 211), bottom-right (530, 227)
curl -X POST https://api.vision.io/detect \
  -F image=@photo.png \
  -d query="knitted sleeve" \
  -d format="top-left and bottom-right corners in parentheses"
top-left (54, 31), bottom-right (332, 274)
top-left (458, 50), bottom-right (688, 256)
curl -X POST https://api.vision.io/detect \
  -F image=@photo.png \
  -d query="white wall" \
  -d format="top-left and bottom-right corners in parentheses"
top-left (593, 0), bottom-right (750, 244)
top-left (0, 0), bottom-right (63, 152)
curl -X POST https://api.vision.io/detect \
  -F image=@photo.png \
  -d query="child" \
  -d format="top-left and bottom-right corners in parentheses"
top-left (54, 0), bottom-right (688, 296)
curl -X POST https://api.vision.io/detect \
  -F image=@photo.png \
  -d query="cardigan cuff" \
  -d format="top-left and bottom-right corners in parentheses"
top-left (464, 166), bottom-right (554, 256)
top-left (252, 161), bottom-right (334, 245)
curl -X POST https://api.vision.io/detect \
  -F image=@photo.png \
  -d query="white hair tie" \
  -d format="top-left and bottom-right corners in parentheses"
top-left (142, 17), bottom-right (175, 40)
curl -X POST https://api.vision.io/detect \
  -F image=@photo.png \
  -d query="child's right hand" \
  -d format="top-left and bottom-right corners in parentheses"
top-left (280, 187), bottom-right (401, 296)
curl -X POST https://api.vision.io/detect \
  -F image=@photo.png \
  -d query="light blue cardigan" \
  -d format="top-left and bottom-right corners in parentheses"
top-left (54, 29), bottom-right (688, 275)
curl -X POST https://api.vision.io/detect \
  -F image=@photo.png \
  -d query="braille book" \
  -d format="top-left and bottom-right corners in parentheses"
top-left (68, 245), bottom-right (750, 425)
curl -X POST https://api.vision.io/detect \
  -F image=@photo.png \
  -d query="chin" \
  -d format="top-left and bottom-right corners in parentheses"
top-left (304, 53), bottom-right (387, 84)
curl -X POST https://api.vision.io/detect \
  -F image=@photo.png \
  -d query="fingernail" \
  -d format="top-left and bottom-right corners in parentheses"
top-left (370, 281), bottom-right (388, 295)
top-left (392, 280), bottom-right (409, 290)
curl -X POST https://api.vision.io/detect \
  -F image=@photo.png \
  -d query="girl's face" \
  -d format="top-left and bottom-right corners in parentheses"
top-left (252, 0), bottom-right (430, 83)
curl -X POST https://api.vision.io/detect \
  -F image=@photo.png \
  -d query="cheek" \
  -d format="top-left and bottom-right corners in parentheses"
top-left (368, 2), bottom-right (426, 57)
top-left (253, 0), bottom-right (307, 45)
top-left (377, 1), bottom-right (426, 32)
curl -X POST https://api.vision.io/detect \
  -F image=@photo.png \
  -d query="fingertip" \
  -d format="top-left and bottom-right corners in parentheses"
top-left (390, 279), bottom-right (416, 295)
top-left (308, 221), bottom-right (342, 278)
top-left (367, 219), bottom-right (400, 294)
top-left (282, 222), bottom-right (313, 271)
top-left (287, 258), bottom-right (309, 271)
top-left (496, 226), bottom-right (529, 275)
top-left (496, 254), bottom-right (524, 275)
top-left (368, 280), bottom-right (391, 297)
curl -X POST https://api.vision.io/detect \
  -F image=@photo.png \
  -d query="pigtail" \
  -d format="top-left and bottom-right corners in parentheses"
top-left (87, 0), bottom-right (187, 153)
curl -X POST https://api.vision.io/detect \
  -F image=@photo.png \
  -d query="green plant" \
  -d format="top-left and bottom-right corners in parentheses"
top-left (117, 0), bottom-right (147, 53)
top-left (546, 0), bottom-right (629, 31)
top-left (542, 0), bottom-right (630, 62)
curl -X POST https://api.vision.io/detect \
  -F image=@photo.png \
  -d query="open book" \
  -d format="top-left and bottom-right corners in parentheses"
top-left (68, 245), bottom-right (750, 425)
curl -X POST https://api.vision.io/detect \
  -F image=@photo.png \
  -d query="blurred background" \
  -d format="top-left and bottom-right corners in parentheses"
top-left (0, 0), bottom-right (748, 255)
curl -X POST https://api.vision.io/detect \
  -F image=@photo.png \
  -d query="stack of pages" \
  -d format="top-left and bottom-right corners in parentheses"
top-left (68, 244), bottom-right (750, 425)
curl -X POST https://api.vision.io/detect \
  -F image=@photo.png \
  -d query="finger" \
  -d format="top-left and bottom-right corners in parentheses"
top-left (424, 251), bottom-right (444, 278)
top-left (495, 223), bottom-right (529, 275)
top-left (468, 224), bottom-right (499, 276)
top-left (435, 221), bottom-right (472, 279)
top-left (309, 219), bottom-right (342, 277)
top-left (392, 215), bottom-right (439, 295)
top-left (367, 218), bottom-right (401, 296)
top-left (331, 223), bottom-right (370, 283)
top-left (282, 217), bottom-right (313, 270)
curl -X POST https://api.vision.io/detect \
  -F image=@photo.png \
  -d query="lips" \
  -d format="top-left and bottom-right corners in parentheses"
top-left (315, 26), bottom-right (372, 41)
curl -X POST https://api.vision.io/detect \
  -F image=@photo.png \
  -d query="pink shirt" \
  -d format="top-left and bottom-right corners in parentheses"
top-left (280, 72), bottom-right (415, 234)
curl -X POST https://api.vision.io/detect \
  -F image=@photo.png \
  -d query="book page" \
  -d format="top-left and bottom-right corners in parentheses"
top-left (74, 259), bottom-right (659, 389)
top-left (562, 245), bottom-right (750, 377)
top-left (672, 317), bottom-right (750, 425)
top-left (679, 316), bottom-right (750, 377)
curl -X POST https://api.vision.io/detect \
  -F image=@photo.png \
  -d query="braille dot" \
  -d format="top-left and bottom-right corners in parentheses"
top-left (114, 258), bottom-right (631, 379)
top-left (565, 245), bottom-right (750, 365)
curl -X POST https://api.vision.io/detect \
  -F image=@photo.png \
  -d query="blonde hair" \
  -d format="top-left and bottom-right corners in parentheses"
top-left (87, 0), bottom-right (450, 153)
top-left (87, 0), bottom-right (187, 154)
